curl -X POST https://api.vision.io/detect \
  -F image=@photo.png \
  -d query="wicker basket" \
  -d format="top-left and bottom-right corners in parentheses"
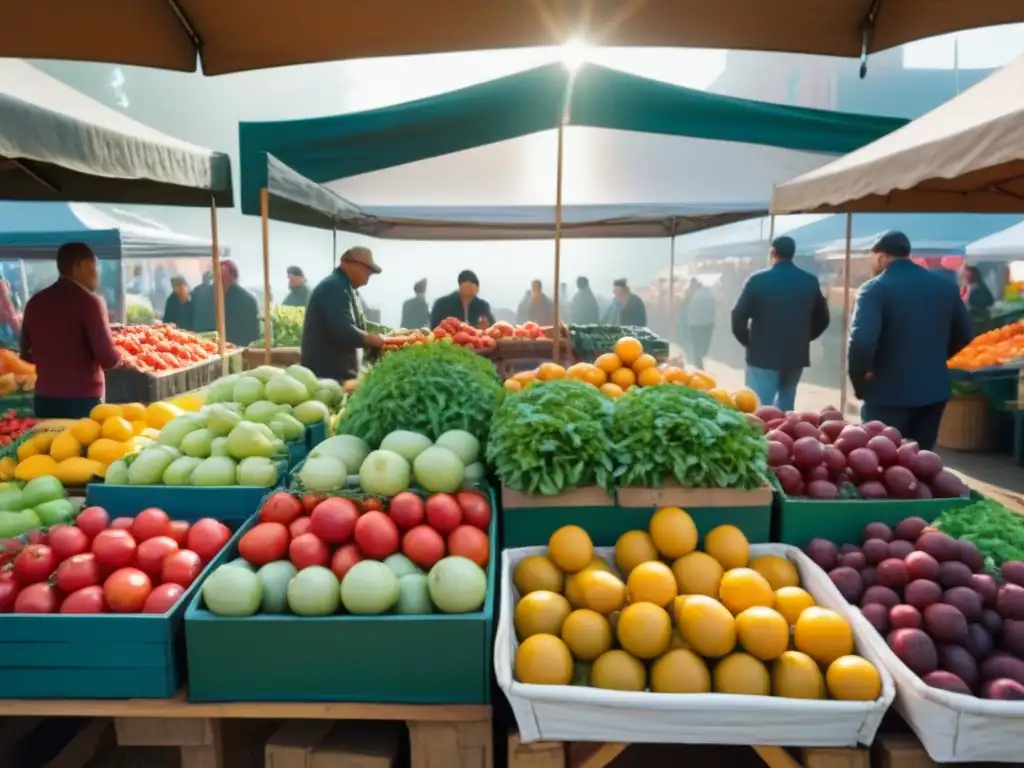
top-left (937, 394), bottom-right (989, 451)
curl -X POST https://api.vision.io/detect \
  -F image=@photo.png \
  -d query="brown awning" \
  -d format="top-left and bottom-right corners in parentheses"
top-left (6, 0), bottom-right (1024, 76)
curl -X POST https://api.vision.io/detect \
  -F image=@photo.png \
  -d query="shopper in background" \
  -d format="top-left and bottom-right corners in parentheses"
top-left (960, 265), bottom-right (995, 316)
top-left (611, 278), bottom-right (647, 327)
top-left (283, 266), bottom-right (311, 308)
top-left (191, 270), bottom-right (215, 332)
top-left (430, 270), bottom-right (495, 328)
top-left (162, 276), bottom-right (194, 330)
top-left (401, 278), bottom-right (430, 329)
top-left (220, 260), bottom-right (260, 347)
top-left (570, 276), bottom-right (600, 325)
top-left (517, 279), bottom-right (555, 325)
top-left (731, 235), bottom-right (830, 412)
top-left (21, 242), bottom-right (120, 418)
top-left (301, 246), bottom-right (384, 381)
top-left (849, 231), bottom-right (973, 451)
top-left (680, 278), bottom-right (716, 370)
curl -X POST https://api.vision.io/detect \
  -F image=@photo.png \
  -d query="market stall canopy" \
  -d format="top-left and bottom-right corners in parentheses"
top-left (0, 60), bottom-right (232, 207)
top-left (0, 200), bottom-right (217, 260)
top-left (5, 0), bottom-right (1024, 75)
top-left (240, 63), bottom-right (906, 239)
top-left (966, 220), bottom-right (1024, 262)
top-left (771, 53), bottom-right (1024, 215)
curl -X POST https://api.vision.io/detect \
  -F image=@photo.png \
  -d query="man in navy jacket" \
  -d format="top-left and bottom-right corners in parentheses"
top-left (848, 231), bottom-right (973, 451)
top-left (731, 236), bottom-right (830, 412)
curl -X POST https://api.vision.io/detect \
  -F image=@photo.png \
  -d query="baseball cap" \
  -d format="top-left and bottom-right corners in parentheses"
top-left (342, 247), bottom-right (381, 274)
top-left (286, 266), bottom-right (305, 278)
top-left (870, 230), bottom-right (911, 258)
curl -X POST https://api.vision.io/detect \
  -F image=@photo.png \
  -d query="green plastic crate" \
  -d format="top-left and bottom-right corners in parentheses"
top-left (501, 486), bottom-right (620, 547)
top-left (185, 490), bottom-right (498, 704)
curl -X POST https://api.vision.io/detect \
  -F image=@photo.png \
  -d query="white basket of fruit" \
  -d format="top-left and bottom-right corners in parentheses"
top-left (806, 517), bottom-right (1024, 763)
top-left (494, 514), bottom-right (894, 746)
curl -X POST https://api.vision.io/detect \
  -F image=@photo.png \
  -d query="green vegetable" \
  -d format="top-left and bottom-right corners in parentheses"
top-left (934, 499), bottom-right (1024, 568)
top-left (181, 428), bottom-right (216, 458)
top-left (163, 456), bottom-right (203, 485)
top-left (156, 414), bottom-right (207, 449)
top-left (128, 446), bottom-right (180, 485)
top-left (191, 456), bottom-right (239, 486)
top-left (233, 376), bottom-right (265, 406)
top-left (608, 385), bottom-right (768, 489)
top-left (35, 498), bottom-right (76, 526)
top-left (337, 342), bottom-right (503, 446)
top-left (0, 509), bottom-right (42, 538)
top-left (265, 305), bottom-right (305, 348)
top-left (486, 380), bottom-right (614, 495)
top-left (204, 404), bottom-right (243, 436)
top-left (226, 421), bottom-right (284, 460)
top-left (236, 456), bottom-right (280, 487)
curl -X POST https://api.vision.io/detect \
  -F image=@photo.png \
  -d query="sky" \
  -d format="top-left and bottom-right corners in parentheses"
top-left (28, 24), bottom-right (1024, 326)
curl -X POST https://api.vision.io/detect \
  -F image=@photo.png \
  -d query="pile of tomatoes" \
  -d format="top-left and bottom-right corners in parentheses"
top-left (113, 324), bottom-right (225, 373)
top-left (0, 411), bottom-right (35, 446)
top-left (382, 318), bottom-right (550, 354)
top-left (0, 507), bottom-right (232, 614)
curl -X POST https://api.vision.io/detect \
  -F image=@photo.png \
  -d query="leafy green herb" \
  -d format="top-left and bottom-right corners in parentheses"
top-left (608, 384), bottom-right (768, 489)
top-left (486, 380), bottom-right (614, 496)
top-left (336, 341), bottom-right (502, 446)
top-left (934, 499), bottom-right (1024, 568)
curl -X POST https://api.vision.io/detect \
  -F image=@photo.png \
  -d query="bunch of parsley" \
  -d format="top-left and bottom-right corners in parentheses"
top-left (934, 499), bottom-right (1024, 569)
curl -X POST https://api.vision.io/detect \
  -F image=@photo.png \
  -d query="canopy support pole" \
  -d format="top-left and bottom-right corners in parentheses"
top-left (767, 215), bottom-right (776, 265)
top-left (210, 197), bottom-right (227, 375)
top-left (668, 218), bottom-right (679, 347)
top-left (551, 121), bottom-right (565, 363)
top-left (839, 212), bottom-right (853, 417)
top-left (261, 187), bottom-right (272, 365)
top-left (332, 224), bottom-right (338, 269)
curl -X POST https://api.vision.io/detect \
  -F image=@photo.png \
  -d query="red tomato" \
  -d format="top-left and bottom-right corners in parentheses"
top-left (388, 492), bottom-right (425, 529)
top-left (330, 543), bottom-right (363, 581)
top-left (75, 506), bottom-right (110, 539)
top-left (110, 517), bottom-right (134, 531)
top-left (301, 493), bottom-right (326, 515)
top-left (91, 529), bottom-right (137, 572)
top-left (14, 582), bottom-right (59, 613)
top-left (238, 522), bottom-right (289, 566)
top-left (309, 498), bottom-right (359, 545)
top-left (55, 553), bottom-right (101, 592)
top-left (0, 570), bottom-right (20, 612)
top-left (162, 550), bottom-right (202, 587)
top-left (353, 511), bottom-right (399, 560)
top-left (289, 516), bottom-right (312, 538)
top-left (48, 525), bottom-right (90, 561)
top-left (361, 497), bottom-right (384, 514)
top-left (187, 519), bottom-right (231, 563)
top-left (25, 530), bottom-right (47, 546)
top-left (131, 508), bottom-right (171, 542)
top-left (453, 331), bottom-right (473, 345)
top-left (104, 568), bottom-right (152, 613)
top-left (135, 536), bottom-right (179, 580)
top-left (454, 491), bottom-right (492, 531)
top-left (13, 544), bottom-right (56, 584)
top-left (289, 533), bottom-right (329, 569)
top-left (425, 494), bottom-right (462, 535)
top-left (260, 492), bottom-right (304, 526)
top-left (60, 585), bottom-right (106, 614)
top-left (447, 525), bottom-right (490, 568)
top-left (167, 520), bottom-right (190, 547)
top-left (402, 525), bottom-right (446, 569)
top-left (142, 583), bottom-right (185, 613)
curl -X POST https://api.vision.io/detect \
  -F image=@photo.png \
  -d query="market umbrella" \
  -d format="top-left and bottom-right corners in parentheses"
top-left (6, 0), bottom-right (1024, 76)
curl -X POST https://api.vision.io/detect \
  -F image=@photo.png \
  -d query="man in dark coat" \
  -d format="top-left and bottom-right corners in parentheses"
top-left (162, 276), bottom-right (194, 330)
top-left (612, 278), bottom-right (647, 327)
top-left (960, 265), bottom-right (995, 316)
top-left (731, 236), bottom-right (830, 412)
top-left (430, 270), bottom-right (495, 329)
top-left (849, 231), bottom-right (973, 451)
top-left (283, 266), bottom-right (311, 308)
top-left (301, 247), bottom-right (384, 381)
top-left (517, 280), bottom-right (555, 325)
top-left (401, 278), bottom-right (430, 329)
top-left (570, 276), bottom-right (600, 325)
top-left (219, 260), bottom-right (261, 347)
top-left (191, 270), bottom-right (215, 332)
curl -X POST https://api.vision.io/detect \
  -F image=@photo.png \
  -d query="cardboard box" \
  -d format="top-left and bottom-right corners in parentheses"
top-left (617, 482), bottom-right (773, 509)
top-left (501, 486), bottom-right (615, 509)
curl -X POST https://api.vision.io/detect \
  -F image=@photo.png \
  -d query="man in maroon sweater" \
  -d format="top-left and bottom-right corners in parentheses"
top-left (21, 243), bottom-right (121, 418)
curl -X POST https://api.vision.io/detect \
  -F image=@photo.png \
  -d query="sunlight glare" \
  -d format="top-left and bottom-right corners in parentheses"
top-left (561, 38), bottom-right (591, 72)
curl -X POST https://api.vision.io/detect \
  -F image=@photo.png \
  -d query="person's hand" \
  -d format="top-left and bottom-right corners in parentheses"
top-left (365, 333), bottom-right (384, 348)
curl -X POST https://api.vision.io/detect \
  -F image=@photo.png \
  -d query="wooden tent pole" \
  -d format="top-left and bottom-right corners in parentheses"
top-left (210, 197), bottom-right (227, 375)
top-left (839, 212), bottom-right (853, 416)
top-left (551, 122), bottom-right (565, 362)
top-left (260, 187), bottom-right (272, 365)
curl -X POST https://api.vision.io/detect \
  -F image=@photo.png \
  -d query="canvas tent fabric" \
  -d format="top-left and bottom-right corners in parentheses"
top-left (0, 59), bottom-right (232, 207)
top-left (771, 53), bottom-right (1024, 215)
top-left (240, 63), bottom-right (906, 239)
top-left (3, 1), bottom-right (1024, 75)
top-left (967, 221), bottom-right (1024, 262)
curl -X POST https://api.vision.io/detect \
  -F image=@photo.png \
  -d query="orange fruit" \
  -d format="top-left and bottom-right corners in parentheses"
top-left (631, 354), bottom-right (657, 374)
top-left (548, 525), bottom-right (594, 573)
top-left (649, 507), bottom-right (698, 559)
top-left (616, 602), bottom-right (672, 659)
top-left (718, 568), bottom-right (774, 614)
top-left (600, 383), bottom-right (624, 399)
top-left (637, 367), bottom-right (663, 387)
top-left (662, 366), bottom-right (690, 384)
top-left (707, 388), bottom-right (735, 407)
top-left (733, 388), bottom-right (759, 413)
top-left (537, 362), bottom-right (566, 381)
top-left (614, 337), bottom-right (644, 365)
top-left (610, 367), bottom-right (636, 389)
top-left (515, 634), bottom-right (573, 685)
top-left (595, 353), bottom-right (623, 374)
top-left (825, 656), bottom-right (882, 701)
top-left (713, 652), bottom-right (770, 695)
top-left (504, 379), bottom-right (523, 392)
top-left (735, 606), bottom-right (790, 661)
top-left (794, 607), bottom-right (854, 665)
top-left (688, 374), bottom-right (714, 391)
top-left (512, 370), bottom-right (536, 383)
top-left (614, 530), bottom-right (658, 576)
top-left (750, 555), bottom-right (800, 591)
top-left (565, 363), bottom-right (589, 380)
top-left (773, 651), bottom-right (826, 699)
top-left (774, 586), bottom-right (816, 625)
top-left (703, 525), bottom-right (750, 570)
top-left (580, 365), bottom-right (607, 387)
top-left (626, 561), bottom-right (677, 607)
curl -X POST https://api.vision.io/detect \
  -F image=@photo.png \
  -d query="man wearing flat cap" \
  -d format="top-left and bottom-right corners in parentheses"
top-left (848, 231), bottom-right (973, 451)
top-left (401, 278), bottom-right (430, 330)
top-left (283, 266), bottom-right (310, 308)
top-left (301, 246), bottom-right (384, 381)
top-left (430, 270), bottom-right (495, 329)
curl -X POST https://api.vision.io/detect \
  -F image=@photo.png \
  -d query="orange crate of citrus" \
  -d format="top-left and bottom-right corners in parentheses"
top-left (502, 336), bottom-right (759, 412)
top-left (948, 319), bottom-right (1024, 370)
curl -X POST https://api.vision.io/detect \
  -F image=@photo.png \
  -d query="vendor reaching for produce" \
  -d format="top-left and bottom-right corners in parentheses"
top-left (20, 242), bottom-right (120, 419)
top-left (430, 270), bottom-right (495, 329)
top-left (848, 231), bottom-right (973, 451)
top-left (301, 246), bottom-right (384, 381)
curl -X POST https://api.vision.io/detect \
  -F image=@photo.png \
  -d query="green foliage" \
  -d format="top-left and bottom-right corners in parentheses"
top-left (486, 380), bottom-right (614, 496)
top-left (934, 498), bottom-right (1024, 569)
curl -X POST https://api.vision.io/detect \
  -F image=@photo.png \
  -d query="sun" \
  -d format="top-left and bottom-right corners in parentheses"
top-left (560, 38), bottom-right (591, 72)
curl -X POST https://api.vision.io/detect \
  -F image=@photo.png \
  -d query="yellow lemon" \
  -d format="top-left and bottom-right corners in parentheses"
top-left (119, 403), bottom-right (146, 421)
top-left (101, 417), bottom-right (134, 443)
top-left (49, 431), bottom-right (82, 462)
top-left (145, 402), bottom-right (183, 430)
top-left (648, 506), bottom-right (698, 559)
top-left (69, 418), bottom-right (102, 446)
top-left (548, 525), bottom-right (594, 574)
top-left (626, 561), bottom-right (677, 608)
top-left (515, 634), bottom-right (573, 685)
top-left (90, 403), bottom-right (122, 422)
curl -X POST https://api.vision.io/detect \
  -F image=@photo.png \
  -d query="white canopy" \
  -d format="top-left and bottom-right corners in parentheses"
top-left (0, 59), bottom-right (232, 207)
top-left (771, 53), bottom-right (1024, 215)
top-left (967, 221), bottom-right (1024, 262)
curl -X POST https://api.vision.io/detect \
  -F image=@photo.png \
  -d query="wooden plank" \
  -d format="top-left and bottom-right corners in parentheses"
top-left (408, 720), bottom-right (493, 768)
top-left (752, 746), bottom-right (803, 768)
top-left (115, 717), bottom-right (215, 746)
top-left (265, 721), bottom-right (335, 768)
top-left (41, 719), bottom-right (115, 768)
top-left (507, 731), bottom-right (565, 768)
top-left (874, 734), bottom-right (936, 768)
top-left (312, 722), bottom-right (402, 768)
top-left (802, 747), bottom-right (870, 768)
top-left (566, 743), bottom-right (627, 768)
